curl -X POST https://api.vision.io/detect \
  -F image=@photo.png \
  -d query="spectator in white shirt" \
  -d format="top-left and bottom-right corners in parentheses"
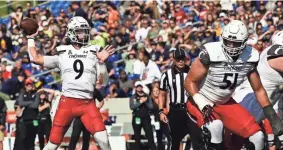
top-left (133, 44), bottom-right (146, 79)
top-left (140, 50), bottom-right (161, 90)
top-left (135, 18), bottom-right (151, 41)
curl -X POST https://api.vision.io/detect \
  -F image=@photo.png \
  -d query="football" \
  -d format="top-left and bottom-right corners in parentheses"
top-left (20, 18), bottom-right (39, 35)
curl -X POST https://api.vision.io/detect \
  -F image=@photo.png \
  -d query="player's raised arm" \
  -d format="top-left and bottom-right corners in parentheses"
top-left (248, 69), bottom-right (283, 136)
top-left (27, 31), bottom-right (44, 65)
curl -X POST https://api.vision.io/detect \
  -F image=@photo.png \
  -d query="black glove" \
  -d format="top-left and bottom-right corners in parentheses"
top-left (263, 105), bottom-right (283, 136)
top-left (202, 105), bottom-right (215, 123)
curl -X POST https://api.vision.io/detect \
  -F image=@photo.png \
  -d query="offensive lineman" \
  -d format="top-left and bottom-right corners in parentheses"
top-left (233, 30), bottom-right (283, 149)
top-left (185, 20), bottom-right (283, 150)
top-left (26, 16), bottom-right (113, 150)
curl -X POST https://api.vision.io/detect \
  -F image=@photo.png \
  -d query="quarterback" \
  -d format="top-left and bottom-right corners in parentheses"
top-left (27, 16), bottom-right (113, 150)
top-left (233, 30), bottom-right (283, 148)
top-left (185, 20), bottom-right (283, 150)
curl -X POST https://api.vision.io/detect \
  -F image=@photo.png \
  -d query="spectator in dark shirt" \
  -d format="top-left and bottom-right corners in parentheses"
top-left (37, 91), bottom-right (51, 150)
top-left (1, 71), bottom-right (25, 100)
top-left (118, 70), bottom-right (133, 96)
top-left (72, 2), bottom-right (93, 27)
top-left (130, 81), bottom-right (156, 150)
top-left (17, 79), bottom-right (40, 150)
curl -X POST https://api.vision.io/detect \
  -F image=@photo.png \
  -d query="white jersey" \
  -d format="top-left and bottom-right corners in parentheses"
top-left (43, 45), bottom-right (107, 99)
top-left (198, 42), bottom-right (259, 104)
top-left (233, 44), bottom-right (283, 104)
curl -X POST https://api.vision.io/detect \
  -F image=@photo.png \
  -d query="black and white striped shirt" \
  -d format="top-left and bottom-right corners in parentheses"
top-left (159, 66), bottom-right (190, 104)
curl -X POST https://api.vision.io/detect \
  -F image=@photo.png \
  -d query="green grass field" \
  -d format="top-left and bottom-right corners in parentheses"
top-left (0, 1), bottom-right (35, 18)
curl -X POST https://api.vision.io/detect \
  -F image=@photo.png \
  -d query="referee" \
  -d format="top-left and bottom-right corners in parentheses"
top-left (158, 48), bottom-right (202, 150)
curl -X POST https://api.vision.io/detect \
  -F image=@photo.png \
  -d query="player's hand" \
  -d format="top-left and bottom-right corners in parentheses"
top-left (202, 105), bottom-right (215, 123)
top-left (0, 125), bottom-right (4, 130)
top-left (96, 45), bottom-right (115, 62)
top-left (26, 30), bottom-right (39, 39)
top-left (160, 113), bottom-right (168, 123)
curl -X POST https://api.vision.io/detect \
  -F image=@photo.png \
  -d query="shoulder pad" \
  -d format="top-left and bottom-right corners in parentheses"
top-left (203, 42), bottom-right (224, 62)
top-left (55, 45), bottom-right (68, 55)
top-left (266, 44), bottom-right (283, 60)
top-left (198, 46), bottom-right (210, 65)
top-left (86, 45), bottom-right (102, 53)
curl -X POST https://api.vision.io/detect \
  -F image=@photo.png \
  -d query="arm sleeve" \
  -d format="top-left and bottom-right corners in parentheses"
top-left (198, 46), bottom-right (210, 66)
top-left (29, 94), bottom-right (40, 108)
top-left (18, 92), bottom-right (33, 106)
top-left (43, 55), bottom-right (59, 69)
top-left (159, 72), bottom-right (168, 91)
top-left (129, 95), bottom-right (142, 110)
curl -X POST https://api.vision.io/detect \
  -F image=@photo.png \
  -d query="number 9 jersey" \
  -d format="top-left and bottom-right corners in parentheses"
top-left (198, 42), bottom-right (259, 104)
top-left (43, 45), bottom-right (108, 99)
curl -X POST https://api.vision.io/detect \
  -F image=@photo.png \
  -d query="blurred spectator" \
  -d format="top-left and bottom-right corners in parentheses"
top-left (1, 61), bottom-right (11, 80)
top-left (151, 86), bottom-right (171, 150)
top-left (106, 81), bottom-right (126, 98)
top-left (130, 81), bottom-right (156, 150)
top-left (121, 48), bottom-right (136, 74)
top-left (147, 19), bottom-right (160, 39)
top-left (140, 50), bottom-right (161, 89)
top-left (118, 70), bottom-right (133, 96)
top-left (107, 3), bottom-right (120, 29)
top-left (159, 20), bottom-right (172, 42)
top-left (135, 18), bottom-right (151, 42)
top-left (133, 48), bottom-right (146, 79)
top-left (1, 70), bottom-right (25, 100)
top-left (37, 90), bottom-right (51, 150)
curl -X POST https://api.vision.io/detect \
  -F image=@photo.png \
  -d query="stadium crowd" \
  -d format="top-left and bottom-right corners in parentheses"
top-left (0, 0), bottom-right (283, 150)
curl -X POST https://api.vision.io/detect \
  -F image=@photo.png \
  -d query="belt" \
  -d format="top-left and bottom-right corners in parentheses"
top-left (170, 103), bottom-right (186, 109)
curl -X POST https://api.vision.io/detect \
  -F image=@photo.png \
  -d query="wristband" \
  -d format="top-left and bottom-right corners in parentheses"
top-left (158, 109), bottom-right (164, 115)
top-left (193, 93), bottom-right (214, 111)
top-left (28, 38), bottom-right (35, 48)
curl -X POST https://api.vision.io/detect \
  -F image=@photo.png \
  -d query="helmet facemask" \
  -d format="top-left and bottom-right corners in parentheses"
top-left (67, 27), bottom-right (90, 45)
top-left (222, 37), bottom-right (248, 57)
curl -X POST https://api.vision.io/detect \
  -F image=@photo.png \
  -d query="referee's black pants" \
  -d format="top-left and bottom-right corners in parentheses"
top-left (68, 117), bottom-right (90, 150)
top-left (168, 106), bottom-right (202, 150)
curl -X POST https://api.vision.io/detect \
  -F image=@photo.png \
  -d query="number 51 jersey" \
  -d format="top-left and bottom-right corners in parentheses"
top-left (43, 45), bottom-right (105, 99)
top-left (198, 42), bottom-right (259, 104)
